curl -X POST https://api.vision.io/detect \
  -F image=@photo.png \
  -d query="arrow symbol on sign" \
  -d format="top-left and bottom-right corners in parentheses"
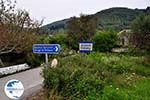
top-left (55, 46), bottom-right (59, 52)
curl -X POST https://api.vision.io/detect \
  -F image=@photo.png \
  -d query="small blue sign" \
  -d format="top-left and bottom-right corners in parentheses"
top-left (33, 44), bottom-right (60, 54)
top-left (79, 42), bottom-right (93, 52)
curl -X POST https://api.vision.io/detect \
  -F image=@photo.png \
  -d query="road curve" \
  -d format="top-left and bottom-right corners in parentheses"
top-left (0, 67), bottom-right (44, 100)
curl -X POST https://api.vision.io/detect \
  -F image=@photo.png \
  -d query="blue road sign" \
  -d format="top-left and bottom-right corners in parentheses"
top-left (79, 42), bottom-right (93, 52)
top-left (33, 44), bottom-right (60, 54)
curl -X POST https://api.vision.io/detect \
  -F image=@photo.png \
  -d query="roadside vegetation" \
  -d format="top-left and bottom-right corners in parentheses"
top-left (40, 13), bottom-right (150, 99)
top-left (38, 53), bottom-right (149, 100)
top-left (0, 0), bottom-right (150, 100)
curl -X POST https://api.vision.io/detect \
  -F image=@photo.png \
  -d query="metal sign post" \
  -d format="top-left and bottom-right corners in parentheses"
top-left (45, 53), bottom-right (48, 68)
top-left (33, 44), bottom-right (60, 69)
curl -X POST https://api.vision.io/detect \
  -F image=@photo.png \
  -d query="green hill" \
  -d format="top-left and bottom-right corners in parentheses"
top-left (94, 7), bottom-right (143, 30)
top-left (41, 7), bottom-right (149, 34)
top-left (41, 19), bottom-right (69, 34)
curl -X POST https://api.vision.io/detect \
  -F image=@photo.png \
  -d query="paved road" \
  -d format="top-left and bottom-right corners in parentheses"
top-left (0, 67), bottom-right (44, 100)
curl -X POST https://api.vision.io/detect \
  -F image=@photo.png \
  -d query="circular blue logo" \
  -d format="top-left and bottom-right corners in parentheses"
top-left (4, 79), bottom-right (24, 99)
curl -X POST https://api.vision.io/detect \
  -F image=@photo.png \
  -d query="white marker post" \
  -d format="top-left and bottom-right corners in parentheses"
top-left (45, 53), bottom-right (48, 69)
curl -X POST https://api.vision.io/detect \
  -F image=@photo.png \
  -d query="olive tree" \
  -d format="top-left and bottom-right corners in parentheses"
top-left (67, 14), bottom-right (97, 49)
top-left (0, 0), bottom-right (42, 66)
top-left (131, 14), bottom-right (150, 52)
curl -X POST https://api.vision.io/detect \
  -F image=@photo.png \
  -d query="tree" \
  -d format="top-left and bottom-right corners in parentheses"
top-left (130, 14), bottom-right (150, 52)
top-left (67, 14), bottom-right (97, 49)
top-left (0, 0), bottom-right (42, 66)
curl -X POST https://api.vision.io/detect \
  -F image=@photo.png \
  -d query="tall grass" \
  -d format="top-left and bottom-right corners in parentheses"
top-left (42, 52), bottom-right (150, 100)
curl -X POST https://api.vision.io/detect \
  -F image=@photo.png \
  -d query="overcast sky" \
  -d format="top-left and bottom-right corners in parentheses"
top-left (16, 0), bottom-right (150, 25)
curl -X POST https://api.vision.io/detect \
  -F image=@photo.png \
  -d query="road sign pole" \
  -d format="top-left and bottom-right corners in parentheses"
top-left (45, 53), bottom-right (48, 68)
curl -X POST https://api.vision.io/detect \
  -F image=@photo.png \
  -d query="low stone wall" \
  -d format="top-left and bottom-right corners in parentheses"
top-left (0, 63), bottom-right (30, 76)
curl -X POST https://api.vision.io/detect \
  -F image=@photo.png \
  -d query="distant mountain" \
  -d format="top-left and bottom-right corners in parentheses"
top-left (41, 7), bottom-right (150, 34)
top-left (41, 19), bottom-right (69, 34)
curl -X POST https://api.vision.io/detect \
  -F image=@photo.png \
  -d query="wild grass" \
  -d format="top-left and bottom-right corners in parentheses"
top-left (42, 52), bottom-right (150, 100)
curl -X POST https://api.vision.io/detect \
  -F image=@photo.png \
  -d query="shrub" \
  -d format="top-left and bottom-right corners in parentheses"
top-left (93, 30), bottom-right (118, 52)
top-left (42, 54), bottom-right (105, 99)
top-left (41, 33), bottom-right (68, 49)
top-left (25, 53), bottom-right (44, 67)
top-left (51, 34), bottom-right (67, 45)
top-left (43, 68), bottom-right (104, 99)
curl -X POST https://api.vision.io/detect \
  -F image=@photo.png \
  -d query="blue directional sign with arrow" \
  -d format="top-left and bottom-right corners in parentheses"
top-left (33, 44), bottom-right (60, 54)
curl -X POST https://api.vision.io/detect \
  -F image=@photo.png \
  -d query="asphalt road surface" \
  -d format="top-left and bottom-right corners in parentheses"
top-left (0, 67), bottom-right (44, 100)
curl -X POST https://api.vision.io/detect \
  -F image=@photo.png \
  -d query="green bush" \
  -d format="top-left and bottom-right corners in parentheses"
top-left (93, 30), bottom-right (118, 52)
top-left (52, 33), bottom-right (68, 48)
top-left (25, 53), bottom-right (44, 67)
top-left (41, 33), bottom-right (68, 49)
top-left (42, 54), bottom-right (105, 99)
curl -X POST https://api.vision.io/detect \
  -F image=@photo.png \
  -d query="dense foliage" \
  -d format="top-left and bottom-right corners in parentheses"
top-left (66, 14), bottom-right (96, 49)
top-left (41, 33), bottom-right (68, 49)
top-left (43, 53), bottom-right (150, 100)
top-left (130, 14), bottom-right (150, 53)
top-left (0, 0), bottom-right (42, 67)
top-left (93, 30), bottom-right (118, 52)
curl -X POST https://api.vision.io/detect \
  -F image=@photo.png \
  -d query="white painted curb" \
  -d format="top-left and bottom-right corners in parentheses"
top-left (0, 63), bottom-right (30, 76)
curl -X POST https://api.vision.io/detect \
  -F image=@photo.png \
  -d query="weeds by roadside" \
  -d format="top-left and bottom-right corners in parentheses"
top-left (41, 52), bottom-right (150, 100)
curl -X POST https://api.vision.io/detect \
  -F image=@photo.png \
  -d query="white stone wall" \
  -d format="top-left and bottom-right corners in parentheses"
top-left (0, 63), bottom-right (30, 76)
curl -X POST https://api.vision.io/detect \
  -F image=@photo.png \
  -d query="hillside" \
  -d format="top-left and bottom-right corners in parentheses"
top-left (94, 7), bottom-right (143, 30)
top-left (41, 7), bottom-right (149, 34)
top-left (41, 19), bottom-right (69, 34)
